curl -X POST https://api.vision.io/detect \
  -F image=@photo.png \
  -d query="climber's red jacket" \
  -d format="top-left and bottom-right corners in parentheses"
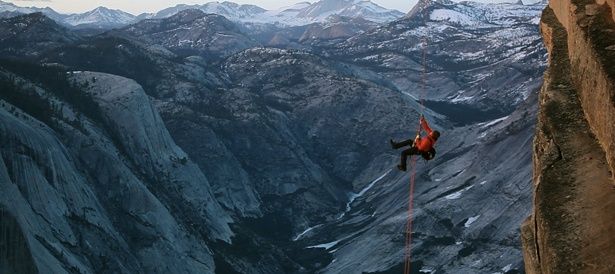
top-left (415, 117), bottom-right (438, 152)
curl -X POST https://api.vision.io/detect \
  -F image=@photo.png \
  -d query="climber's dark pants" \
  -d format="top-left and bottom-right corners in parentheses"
top-left (393, 138), bottom-right (428, 168)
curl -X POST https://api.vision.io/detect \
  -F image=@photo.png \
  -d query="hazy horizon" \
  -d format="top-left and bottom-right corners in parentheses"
top-left (3, 0), bottom-right (411, 14)
top-left (2, 0), bottom-right (539, 15)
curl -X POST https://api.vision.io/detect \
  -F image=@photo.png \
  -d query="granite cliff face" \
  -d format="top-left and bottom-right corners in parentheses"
top-left (522, 1), bottom-right (615, 273)
top-left (0, 68), bottom-right (232, 273)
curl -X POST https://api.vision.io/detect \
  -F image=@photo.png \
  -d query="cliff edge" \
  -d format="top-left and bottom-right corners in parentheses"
top-left (522, 1), bottom-right (615, 273)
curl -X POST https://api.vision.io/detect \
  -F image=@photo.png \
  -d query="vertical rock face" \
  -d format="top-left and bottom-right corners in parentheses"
top-left (522, 1), bottom-right (615, 273)
top-left (0, 70), bottom-right (231, 273)
top-left (549, 0), bottom-right (615, 180)
top-left (0, 208), bottom-right (37, 274)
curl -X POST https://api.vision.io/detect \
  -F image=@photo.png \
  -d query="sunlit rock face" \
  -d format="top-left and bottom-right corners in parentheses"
top-left (522, 1), bottom-right (615, 273)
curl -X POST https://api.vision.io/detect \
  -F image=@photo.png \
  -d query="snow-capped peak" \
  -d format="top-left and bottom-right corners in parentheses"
top-left (63, 6), bottom-right (136, 27)
top-left (277, 2), bottom-right (313, 12)
top-left (249, 0), bottom-right (404, 26)
top-left (0, 0), bottom-right (32, 13)
top-left (296, 0), bottom-right (403, 22)
top-left (153, 0), bottom-right (403, 26)
top-left (0, 0), bottom-right (404, 28)
top-left (0, 0), bottom-right (65, 21)
top-left (153, 1), bottom-right (266, 20)
top-left (450, 0), bottom-right (544, 4)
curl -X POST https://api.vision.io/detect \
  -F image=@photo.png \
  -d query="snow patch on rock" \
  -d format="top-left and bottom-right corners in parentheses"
top-left (465, 215), bottom-right (481, 228)
top-left (307, 240), bottom-right (340, 250)
top-left (445, 186), bottom-right (474, 200)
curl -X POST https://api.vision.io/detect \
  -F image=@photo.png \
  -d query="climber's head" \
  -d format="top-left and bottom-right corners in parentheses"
top-left (430, 130), bottom-right (440, 141)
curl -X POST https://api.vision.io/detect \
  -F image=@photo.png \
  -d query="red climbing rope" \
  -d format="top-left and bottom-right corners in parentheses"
top-left (403, 156), bottom-right (419, 274)
top-left (403, 0), bottom-right (430, 273)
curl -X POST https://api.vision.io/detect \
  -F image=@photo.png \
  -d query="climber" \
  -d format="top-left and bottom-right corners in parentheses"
top-left (390, 115), bottom-right (440, 171)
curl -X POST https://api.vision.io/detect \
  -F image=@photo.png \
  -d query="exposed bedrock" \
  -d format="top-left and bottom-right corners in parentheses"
top-left (522, 2), bottom-right (615, 273)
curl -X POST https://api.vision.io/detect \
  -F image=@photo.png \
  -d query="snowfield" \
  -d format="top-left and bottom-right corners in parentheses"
top-left (431, 9), bottom-right (482, 26)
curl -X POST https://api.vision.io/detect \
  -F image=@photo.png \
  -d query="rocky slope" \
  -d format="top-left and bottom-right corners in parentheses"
top-left (0, 1), bottom-right (548, 273)
top-left (0, 13), bottom-right (80, 58)
top-left (316, 0), bottom-right (546, 123)
top-left (119, 9), bottom-right (258, 59)
top-left (0, 64), bottom-right (232, 273)
top-left (522, 1), bottom-right (615, 273)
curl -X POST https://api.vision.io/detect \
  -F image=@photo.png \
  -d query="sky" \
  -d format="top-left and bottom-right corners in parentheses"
top-left (4, 0), bottom-right (528, 15)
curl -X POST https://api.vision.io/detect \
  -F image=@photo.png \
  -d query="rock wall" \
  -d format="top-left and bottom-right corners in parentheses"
top-left (0, 71), bottom-right (231, 273)
top-left (0, 208), bottom-right (37, 274)
top-left (522, 1), bottom-right (615, 273)
top-left (549, 0), bottom-right (615, 180)
top-left (596, 0), bottom-right (615, 21)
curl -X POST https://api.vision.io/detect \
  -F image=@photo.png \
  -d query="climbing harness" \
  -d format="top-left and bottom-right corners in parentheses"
top-left (403, 1), bottom-right (430, 273)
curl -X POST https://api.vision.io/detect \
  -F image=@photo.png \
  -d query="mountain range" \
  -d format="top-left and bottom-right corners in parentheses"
top-left (0, 0), bottom-right (547, 273)
top-left (0, 0), bottom-right (405, 28)
top-left (0, 0), bottom-right (550, 28)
